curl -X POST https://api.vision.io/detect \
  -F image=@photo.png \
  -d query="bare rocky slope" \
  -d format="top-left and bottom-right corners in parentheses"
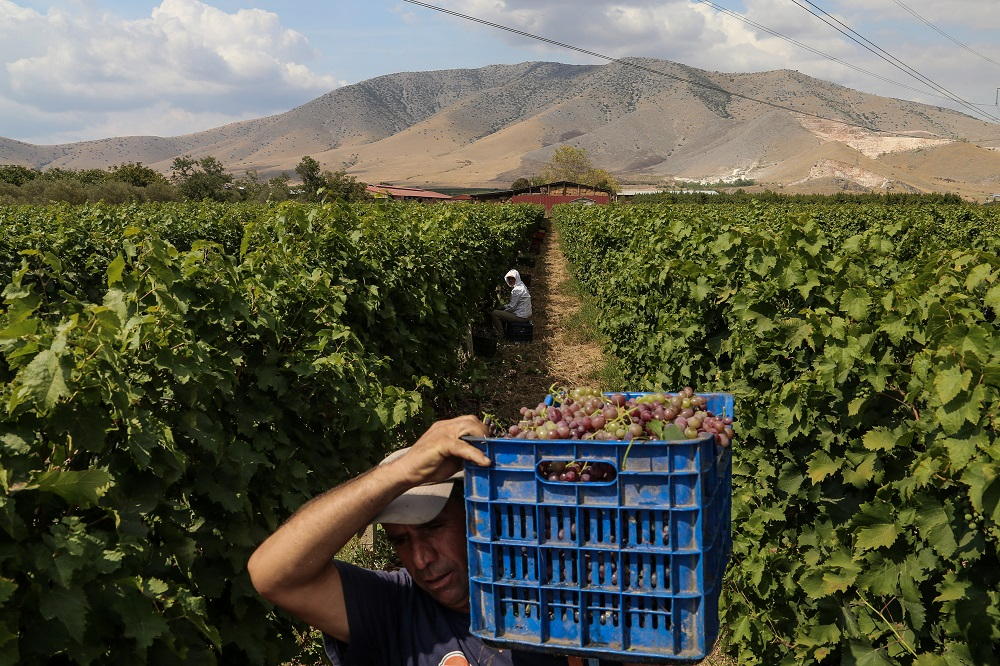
top-left (3, 58), bottom-right (1000, 198)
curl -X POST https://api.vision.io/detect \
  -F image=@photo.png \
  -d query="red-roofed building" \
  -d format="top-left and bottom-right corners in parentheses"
top-left (365, 184), bottom-right (455, 202)
top-left (470, 181), bottom-right (612, 215)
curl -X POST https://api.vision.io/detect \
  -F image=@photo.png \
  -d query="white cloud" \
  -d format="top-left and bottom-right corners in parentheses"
top-left (0, 0), bottom-right (341, 141)
top-left (423, 0), bottom-right (999, 120)
top-left (426, 0), bottom-right (821, 68)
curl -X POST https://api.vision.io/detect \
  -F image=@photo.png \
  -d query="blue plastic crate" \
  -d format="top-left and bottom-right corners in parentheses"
top-left (464, 392), bottom-right (733, 664)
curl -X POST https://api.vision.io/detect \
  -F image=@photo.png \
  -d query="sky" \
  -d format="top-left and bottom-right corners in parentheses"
top-left (2, 0), bottom-right (1000, 145)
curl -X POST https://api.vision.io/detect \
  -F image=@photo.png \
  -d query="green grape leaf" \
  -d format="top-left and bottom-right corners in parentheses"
top-left (985, 284), bottom-right (1000, 312)
top-left (807, 450), bottom-right (841, 484)
top-left (934, 363), bottom-right (971, 405)
top-left (862, 427), bottom-right (899, 451)
top-left (963, 262), bottom-right (992, 291)
top-left (914, 502), bottom-right (958, 559)
top-left (17, 349), bottom-right (70, 411)
top-left (660, 423), bottom-right (687, 441)
top-left (17, 469), bottom-right (114, 507)
top-left (106, 254), bottom-right (126, 285)
top-left (855, 523), bottom-right (899, 552)
top-left (934, 572), bottom-right (970, 603)
top-left (778, 464), bottom-right (804, 496)
top-left (38, 586), bottom-right (88, 642)
top-left (798, 570), bottom-right (829, 599)
top-left (848, 639), bottom-right (895, 666)
top-left (841, 288), bottom-right (872, 320)
top-left (0, 577), bottom-right (16, 605)
top-left (823, 567), bottom-right (860, 594)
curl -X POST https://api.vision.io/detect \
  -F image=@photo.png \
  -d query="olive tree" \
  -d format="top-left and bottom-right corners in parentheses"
top-left (170, 156), bottom-right (234, 202)
top-left (294, 156), bottom-right (370, 203)
top-left (537, 146), bottom-right (620, 193)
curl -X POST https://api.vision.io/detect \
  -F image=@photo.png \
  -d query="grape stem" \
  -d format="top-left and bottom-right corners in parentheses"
top-left (856, 595), bottom-right (917, 658)
top-left (621, 438), bottom-right (636, 471)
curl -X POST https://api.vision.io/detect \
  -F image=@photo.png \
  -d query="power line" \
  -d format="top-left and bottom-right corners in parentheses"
top-left (787, 0), bottom-right (999, 122)
top-left (887, 0), bottom-right (1000, 69)
top-left (694, 0), bottom-right (997, 108)
top-left (400, 0), bottom-right (1000, 142)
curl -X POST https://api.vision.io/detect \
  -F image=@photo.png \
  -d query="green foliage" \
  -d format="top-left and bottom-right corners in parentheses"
top-left (171, 156), bottom-right (234, 202)
top-left (293, 156), bottom-right (370, 203)
top-left (0, 166), bottom-right (41, 187)
top-left (107, 163), bottom-right (169, 188)
top-left (294, 156), bottom-right (324, 200)
top-left (19, 178), bottom-right (89, 205)
top-left (541, 146), bottom-right (594, 183)
top-left (631, 190), bottom-right (967, 205)
top-left (233, 170), bottom-right (291, 203)
top-left (587, 169), bottom-right (620, 195)
top-left (75, 169), bottom-right (115, 186)
top-left (0, 163), bottom-right (181, 204)
top-left (0, 155), bottom-right (372, 206)
top-left (0, 200), bottom-right (544, 664)
top-left (537, 146), bottom-right (620, 193)
top-left (37, 167), bottom-right (86, 183)
top-left (0, 178), bottom-right (181, 205)
top-left (555, 202), bottom-right (1000, 665)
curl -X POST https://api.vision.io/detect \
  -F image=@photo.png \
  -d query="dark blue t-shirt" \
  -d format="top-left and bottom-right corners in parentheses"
top-left (325, 561), bottom-right (571, 666)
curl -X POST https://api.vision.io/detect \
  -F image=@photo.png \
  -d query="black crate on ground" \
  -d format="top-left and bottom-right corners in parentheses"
top-left (506, 321), bottom-right (533, 342)
top-left (472, 333), bottom-right (498, 357)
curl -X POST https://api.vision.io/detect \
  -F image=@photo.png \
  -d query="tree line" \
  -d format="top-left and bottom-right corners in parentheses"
top-left (0, 156), bottom-right (372, 205)
top-left (631, 189), bottom-right (968, 205)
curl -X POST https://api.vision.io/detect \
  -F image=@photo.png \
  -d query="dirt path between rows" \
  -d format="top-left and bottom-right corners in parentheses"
top-left (472, 224), bottom-right (607, 424)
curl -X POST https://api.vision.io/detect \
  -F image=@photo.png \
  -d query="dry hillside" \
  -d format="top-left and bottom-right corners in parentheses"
top-left (3, 58), bottom-right (1000, 198)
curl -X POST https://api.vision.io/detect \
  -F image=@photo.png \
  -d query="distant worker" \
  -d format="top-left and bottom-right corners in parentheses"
top-left (491, 269), bottom-right (532, 339)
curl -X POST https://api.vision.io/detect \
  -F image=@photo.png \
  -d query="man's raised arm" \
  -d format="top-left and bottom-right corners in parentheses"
top-left (246, 415), bottom-right (489, 641)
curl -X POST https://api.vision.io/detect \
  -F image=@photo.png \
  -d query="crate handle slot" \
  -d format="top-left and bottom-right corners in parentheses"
top-left (536, 459), bottom-right (618, 485)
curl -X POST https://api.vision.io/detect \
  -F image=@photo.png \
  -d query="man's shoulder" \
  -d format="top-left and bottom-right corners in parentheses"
top-left (335, 560), bottom-right (411, 585)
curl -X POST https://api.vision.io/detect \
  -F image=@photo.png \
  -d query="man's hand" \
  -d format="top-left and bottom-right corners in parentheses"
top-left (386, 415), bottom-right (490, 486)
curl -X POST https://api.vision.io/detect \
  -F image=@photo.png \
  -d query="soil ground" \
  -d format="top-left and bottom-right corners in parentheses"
top-left (466, 224), bottom-right (610, 424)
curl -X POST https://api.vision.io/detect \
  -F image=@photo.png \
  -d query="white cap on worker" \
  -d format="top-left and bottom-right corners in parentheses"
top-left (372, 447), bottom-right (463, 525)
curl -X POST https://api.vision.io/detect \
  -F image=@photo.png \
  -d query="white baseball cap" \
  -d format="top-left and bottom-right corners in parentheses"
top-left (372, 447), bottom-right (464, 525)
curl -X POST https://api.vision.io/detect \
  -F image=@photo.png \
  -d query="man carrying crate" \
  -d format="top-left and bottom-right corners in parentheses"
top-left (248, 416), bottom-right (639, 666)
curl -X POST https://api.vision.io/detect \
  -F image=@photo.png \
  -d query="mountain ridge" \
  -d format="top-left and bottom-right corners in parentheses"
top-left (3, 58), bottom-right (1000, 198)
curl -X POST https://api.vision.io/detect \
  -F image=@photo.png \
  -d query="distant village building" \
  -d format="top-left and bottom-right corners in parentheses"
top-left (365, 184), bottom-right (454, 202)
top-left (615, 187), bottom-right (720, 202)
top-left (615, 188), bottom-right (662, 202)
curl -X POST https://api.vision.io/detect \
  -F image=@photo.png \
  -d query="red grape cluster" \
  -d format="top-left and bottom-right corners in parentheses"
top-left (537, 460), bottom-right (616, 483)
top-left (503, 386), bottom-right (735, 448)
